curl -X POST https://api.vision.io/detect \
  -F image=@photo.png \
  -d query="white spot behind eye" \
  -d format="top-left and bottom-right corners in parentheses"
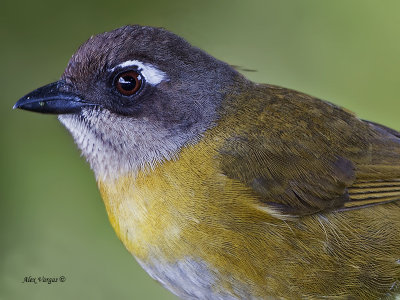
top-left (110, 60), bottom-right (168, 86)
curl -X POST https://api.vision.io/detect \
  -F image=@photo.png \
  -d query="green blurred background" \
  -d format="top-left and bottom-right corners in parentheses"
top-left (1, 0), bottom-right (400, 299)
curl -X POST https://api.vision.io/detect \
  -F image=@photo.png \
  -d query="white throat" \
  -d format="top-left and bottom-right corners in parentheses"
top-left (58, 107), bottom-right (191, 181)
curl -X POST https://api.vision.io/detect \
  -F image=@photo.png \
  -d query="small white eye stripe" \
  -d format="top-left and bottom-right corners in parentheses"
top-left (109, 60), bottom-right (168, 86)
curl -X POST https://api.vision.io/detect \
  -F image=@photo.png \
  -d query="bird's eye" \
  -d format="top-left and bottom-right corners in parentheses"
top-left (114, 70), bottom-right (143, 96)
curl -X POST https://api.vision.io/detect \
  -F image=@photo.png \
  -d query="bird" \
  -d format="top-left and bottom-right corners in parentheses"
top-left (14, 25), bottom-right (400, 299)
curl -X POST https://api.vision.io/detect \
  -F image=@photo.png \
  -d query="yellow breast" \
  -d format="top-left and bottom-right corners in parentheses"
top-left (97, 131), bottom-right (400, 299)
top-left (98, 133), bottom-right (283, 295)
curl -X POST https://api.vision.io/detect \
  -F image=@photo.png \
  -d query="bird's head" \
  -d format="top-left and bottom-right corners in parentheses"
top-left (15, 25), bottom-right (245, 180)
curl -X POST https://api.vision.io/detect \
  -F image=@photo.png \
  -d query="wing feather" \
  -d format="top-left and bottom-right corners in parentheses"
top-left (217, 85), bottom-right (400, 217)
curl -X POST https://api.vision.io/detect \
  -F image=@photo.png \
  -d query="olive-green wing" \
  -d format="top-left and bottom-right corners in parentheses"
top-left (346, 121), bottom-right (400, 209)
top-left (217, 85), bottom-right (400, 216)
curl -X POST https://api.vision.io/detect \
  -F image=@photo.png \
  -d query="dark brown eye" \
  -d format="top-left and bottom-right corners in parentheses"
top-left (115, 70), bottom-right (142, 96)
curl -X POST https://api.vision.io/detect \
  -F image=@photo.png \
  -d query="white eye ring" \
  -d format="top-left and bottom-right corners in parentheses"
top-left (110, 60), bottom-right (168, 86)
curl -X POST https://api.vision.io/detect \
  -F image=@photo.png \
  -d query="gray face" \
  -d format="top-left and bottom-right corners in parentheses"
top-left (55, 25), bottom-right (244, 180)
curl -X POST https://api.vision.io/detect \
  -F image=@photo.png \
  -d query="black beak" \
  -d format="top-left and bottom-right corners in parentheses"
top-left (14, 81), bottom-right (96, 114)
